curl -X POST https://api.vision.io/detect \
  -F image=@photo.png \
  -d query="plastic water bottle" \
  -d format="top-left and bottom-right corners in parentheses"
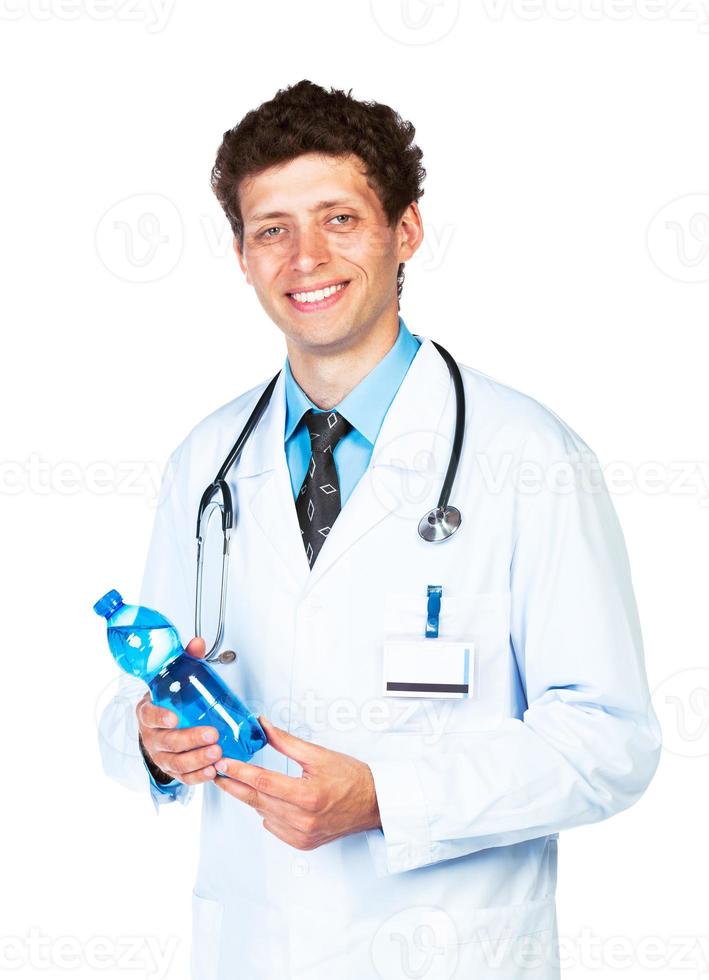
top-left (94, 589), bottom-right (267, 761)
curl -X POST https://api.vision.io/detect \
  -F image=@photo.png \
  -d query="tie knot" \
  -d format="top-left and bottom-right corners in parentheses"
top-left (303, 409), bottom-right (352, 452)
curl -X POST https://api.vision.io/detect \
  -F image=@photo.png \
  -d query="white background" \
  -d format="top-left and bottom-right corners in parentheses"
top-left (1, 1), bottom-right (708, 977)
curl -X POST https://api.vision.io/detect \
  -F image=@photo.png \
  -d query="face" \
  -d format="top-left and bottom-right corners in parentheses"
top-left (233, 153), bottom-right (423, 355)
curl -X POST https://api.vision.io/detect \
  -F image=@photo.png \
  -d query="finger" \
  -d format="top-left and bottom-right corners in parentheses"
top-left (185, 636), bottom-right (206, 660)
top-left (154, 743), bottom-right (223, 778)
top-left (213, 758), bottom-right (318, 811)
top-left (149, 724), bottom-right (219, 754)
top-left (213, 773), bottom-right (314, 828)
top-left (261, 814), bottom-right (315, 851)
top-left (136, 692), bottom-right (218, 746)
top-left (181, 767), bottom-right (218, 786)
top-left (170, 765), bottom-right (218, 786)
top-left (257, 715), bottom-right (325, 769)
top-left (137, 699), bottom-right (178, 731)
top-left (213, 774), bottom-right (262, 808)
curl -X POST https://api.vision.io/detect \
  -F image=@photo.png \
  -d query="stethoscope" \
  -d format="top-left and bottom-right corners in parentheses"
top-left (195, 339), bottom-right (465, 663)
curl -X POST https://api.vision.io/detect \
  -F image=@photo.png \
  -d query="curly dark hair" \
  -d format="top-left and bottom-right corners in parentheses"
top-left (210, 79), bottom-right (426, 302)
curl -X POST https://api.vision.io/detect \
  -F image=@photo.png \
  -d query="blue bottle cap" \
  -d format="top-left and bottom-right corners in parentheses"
top-left (93, 589), bottom-right (124, 618)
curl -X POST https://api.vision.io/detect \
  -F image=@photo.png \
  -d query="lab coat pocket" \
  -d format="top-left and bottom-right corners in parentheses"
top-left (367, 895), bottom-right (558, 979)
top-left (381, 591), bottom-right (511, 737)
top-left (454, 895), bottom-right (559, 978)
top-left (190, 890), bottom-right (223, 980)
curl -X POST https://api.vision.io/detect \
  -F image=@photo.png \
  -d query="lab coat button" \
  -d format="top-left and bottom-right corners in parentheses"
top-left (291, 857), bottom-right (309, 877)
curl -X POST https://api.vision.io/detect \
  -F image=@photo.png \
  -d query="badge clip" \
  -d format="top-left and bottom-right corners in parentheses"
top-left (425, 584), bottom-right (442, 638)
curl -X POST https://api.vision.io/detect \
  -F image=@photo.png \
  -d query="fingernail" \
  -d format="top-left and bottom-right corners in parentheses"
top-left (203, 730), bottom-right (217, 743)
top-left (164, 713), bottom-right (176, 727)
top-left (215, 760), bottom-right (227, 774)
top-left (207, 746), bottom-right (220, 760)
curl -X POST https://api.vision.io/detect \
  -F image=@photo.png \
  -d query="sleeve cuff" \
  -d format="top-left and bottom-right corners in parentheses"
top-left (138, 739), bottom-right (194, 813)
top-left (146, 766), bottom-right (193, 812)
top-left (365, 758), bottom-right (433, 875)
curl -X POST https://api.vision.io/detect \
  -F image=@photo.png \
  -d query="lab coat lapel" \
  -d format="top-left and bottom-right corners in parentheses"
top-left (238, 338), bottom-right (454, 593)
top-left (238, 369), bottom-right (312, 592)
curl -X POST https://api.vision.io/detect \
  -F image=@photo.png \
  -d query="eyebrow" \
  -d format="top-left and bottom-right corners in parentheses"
top-left (247, 199), bottom-right (359, 224)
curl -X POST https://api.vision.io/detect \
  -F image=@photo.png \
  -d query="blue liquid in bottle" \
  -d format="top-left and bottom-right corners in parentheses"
top-left (94, 589), bottom-right (266, 761)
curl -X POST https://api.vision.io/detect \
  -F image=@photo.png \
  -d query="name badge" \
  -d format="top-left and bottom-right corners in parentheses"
top-left (382, 640), bottom-right (474, 700)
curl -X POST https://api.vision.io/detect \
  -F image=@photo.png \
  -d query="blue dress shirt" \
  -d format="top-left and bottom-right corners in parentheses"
top-left (147, 315), bottom-right (421, 804)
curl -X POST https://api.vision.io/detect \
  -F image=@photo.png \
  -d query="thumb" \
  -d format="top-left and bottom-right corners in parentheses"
top-left (185, 636), bottom-right (206, 659)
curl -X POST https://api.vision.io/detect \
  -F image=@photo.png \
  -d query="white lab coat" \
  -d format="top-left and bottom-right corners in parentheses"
top-left (99, 336), bottom-right (661, 980)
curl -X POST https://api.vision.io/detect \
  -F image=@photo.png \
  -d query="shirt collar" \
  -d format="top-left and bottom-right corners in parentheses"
top-left (284, 315), bottom-right (421, 446)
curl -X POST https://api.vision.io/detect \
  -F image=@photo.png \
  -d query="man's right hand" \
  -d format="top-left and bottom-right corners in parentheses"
top-left (136, 636), bottom-right (222, 785)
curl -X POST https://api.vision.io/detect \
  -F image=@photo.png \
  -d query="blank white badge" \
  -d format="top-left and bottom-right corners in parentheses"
top-left (382, 640), bottom-right (475, 700)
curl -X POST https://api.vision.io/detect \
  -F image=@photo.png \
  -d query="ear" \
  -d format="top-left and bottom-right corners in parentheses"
top-left (397, 201), bottom-right (424, 264)
top-left (233, 236), bottom-right (252, 285)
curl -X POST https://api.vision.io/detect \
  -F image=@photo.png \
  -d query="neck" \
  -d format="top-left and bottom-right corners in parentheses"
top-left (286, 311), bottom-right (400, 409)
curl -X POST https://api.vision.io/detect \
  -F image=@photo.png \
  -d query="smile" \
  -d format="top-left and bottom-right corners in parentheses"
top-left (286, 280), bottom-right (350, 312)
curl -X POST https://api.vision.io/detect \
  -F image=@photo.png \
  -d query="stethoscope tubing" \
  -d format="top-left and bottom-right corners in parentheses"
top-left (194, 340), bottom-right (464, 662)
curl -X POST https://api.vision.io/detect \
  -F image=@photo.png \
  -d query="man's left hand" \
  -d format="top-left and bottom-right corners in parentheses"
top-left (213, 716), bottom-right (382, 850)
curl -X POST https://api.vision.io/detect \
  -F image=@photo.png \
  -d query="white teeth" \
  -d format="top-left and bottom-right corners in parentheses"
top-left (291, 282), bottom-right (346, 304)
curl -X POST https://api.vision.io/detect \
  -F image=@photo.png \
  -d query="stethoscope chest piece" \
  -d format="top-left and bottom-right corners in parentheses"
top-left (216, 649), bottom-right (238, 665)
top-left (418, 505), bottom-right (462, 542)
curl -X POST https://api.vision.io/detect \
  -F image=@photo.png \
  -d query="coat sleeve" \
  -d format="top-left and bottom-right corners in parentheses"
top-left (365, 447), bottom-right (662, 875)
top-left (97, 444), bottom-right (196, 814)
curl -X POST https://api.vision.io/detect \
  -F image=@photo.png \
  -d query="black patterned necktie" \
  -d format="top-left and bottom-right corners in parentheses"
top-left (295, 409), bottom-right (352, 568)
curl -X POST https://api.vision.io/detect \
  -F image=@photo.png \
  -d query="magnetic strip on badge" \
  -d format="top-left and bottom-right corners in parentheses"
top-left (382, 641), bottom-right (474, 700)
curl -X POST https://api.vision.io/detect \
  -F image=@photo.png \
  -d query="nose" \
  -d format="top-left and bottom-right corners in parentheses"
top-left (289, 223), bottom-right (331, 273)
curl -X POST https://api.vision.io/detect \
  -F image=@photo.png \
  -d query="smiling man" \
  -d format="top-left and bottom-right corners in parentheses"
top-left (99, 80), bottom-right (661, 980)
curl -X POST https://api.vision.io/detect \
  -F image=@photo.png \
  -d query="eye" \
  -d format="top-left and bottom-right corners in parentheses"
top-left (329, 214), bottom-right (353, 226)
top-left (260, 226), bottom-right (283, 239)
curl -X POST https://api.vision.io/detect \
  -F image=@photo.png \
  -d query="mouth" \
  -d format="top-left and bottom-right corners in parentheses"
top-left (285, 279), bottom-right (350, 313)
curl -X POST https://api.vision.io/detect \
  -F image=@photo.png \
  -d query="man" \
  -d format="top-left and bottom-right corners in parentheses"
top-left (99, 79), bottom-right (661, 980)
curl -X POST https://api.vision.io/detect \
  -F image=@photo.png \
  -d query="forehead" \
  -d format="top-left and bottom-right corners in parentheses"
top-left (239, 153), bottom-right (381, 222)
